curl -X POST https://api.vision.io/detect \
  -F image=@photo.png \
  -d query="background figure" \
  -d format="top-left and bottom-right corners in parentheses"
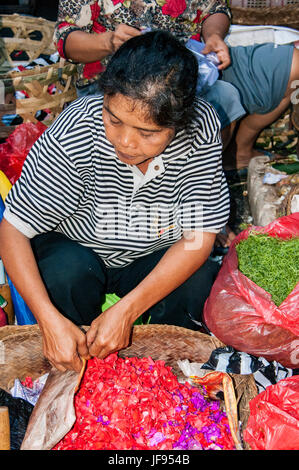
top-left (222, 43), bottom-right (299, 169)
top-left (54, 0), bottom-right (298, 171)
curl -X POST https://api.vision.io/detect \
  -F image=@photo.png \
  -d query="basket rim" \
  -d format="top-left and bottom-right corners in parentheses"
top-left (0, 13), bottom-right (56, 27)
top-left (0, 323), bottom-right (225, 345)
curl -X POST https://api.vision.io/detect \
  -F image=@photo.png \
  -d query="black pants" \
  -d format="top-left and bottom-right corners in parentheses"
top-left (31, 232), bottom-right (220, 330)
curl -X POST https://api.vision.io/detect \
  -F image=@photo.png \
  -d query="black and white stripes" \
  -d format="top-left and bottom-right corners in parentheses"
top-left (202, 345), bottom-right (293, 393)
top-left (4, 95), bottom-right (230, 268)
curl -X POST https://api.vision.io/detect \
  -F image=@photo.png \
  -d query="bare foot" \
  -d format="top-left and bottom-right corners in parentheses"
top-left (215, 225), bottom-right (236, 248)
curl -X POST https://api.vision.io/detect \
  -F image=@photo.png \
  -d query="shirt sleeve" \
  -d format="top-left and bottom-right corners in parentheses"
top-left (4, 130), bottom-right (85, 238)
top-left (53, 0), bottom-right (95, 60)
top-left (176, 100), bottom-right (230, 234)
top-left (191, 1), bottom-right (231, 42)
top-left (203, 0), bottom-right (231, 21)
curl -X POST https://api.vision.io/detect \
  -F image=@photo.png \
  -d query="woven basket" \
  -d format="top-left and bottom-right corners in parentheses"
top-left (278, 183), bottom-right (299, 216)
top-left (0, 14), bottom-right (57, 72)
top-left (0, 14), bottom-right (78, 139)
top-left (0, 323), bottom-right (257, 449)
top-left (230, 5), bottom-right (299, 30)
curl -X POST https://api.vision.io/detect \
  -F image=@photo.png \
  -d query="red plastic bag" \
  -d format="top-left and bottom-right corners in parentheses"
top-left (243, 375), bottom-right (299, 450)
top-left (0, 122), bottom-right (47, 184)
top-left (203, 213), bottom-right (299, 368)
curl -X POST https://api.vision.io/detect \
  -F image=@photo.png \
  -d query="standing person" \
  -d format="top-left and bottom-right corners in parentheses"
top-left (0, 31), bottom-right (230, 372)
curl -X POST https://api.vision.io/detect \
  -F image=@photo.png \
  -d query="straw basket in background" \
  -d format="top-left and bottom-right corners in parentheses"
top-left (0, 324), bottom-right (257, 450)
top-left (230, 2), bottom-right (299, 30)
top-left (0, 14), bottom-right (78, 139)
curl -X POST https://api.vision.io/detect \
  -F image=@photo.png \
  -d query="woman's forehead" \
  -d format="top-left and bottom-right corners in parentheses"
top-left (103, 94), bottom-right (162, 130)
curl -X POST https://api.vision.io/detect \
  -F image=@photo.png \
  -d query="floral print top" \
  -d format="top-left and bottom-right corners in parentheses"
top-left (54, 0), bottom-right (231, 87)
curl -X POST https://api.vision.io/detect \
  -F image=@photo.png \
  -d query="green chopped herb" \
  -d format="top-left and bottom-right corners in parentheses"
top-left (236, 232), bottom-right (299, 306)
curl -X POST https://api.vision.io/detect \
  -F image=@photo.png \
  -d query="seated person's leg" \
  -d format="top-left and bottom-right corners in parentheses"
top-left (200, 81), bottom-right (245, 246)
top-left (147, 257), bottom-right (220, 330)
top-left (222, 43), bottom-right (298, 170)
top-left (200, 80), bottom-right (246, 150)
top-left (31, 231), bottom-right (107, 325)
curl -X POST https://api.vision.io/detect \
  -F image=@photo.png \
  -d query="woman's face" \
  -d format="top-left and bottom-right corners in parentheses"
top-left (102, 93), bottom-right (175, 173)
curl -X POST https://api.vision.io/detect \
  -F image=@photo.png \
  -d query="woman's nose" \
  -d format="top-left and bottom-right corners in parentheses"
top-left (118, 127), bottom-right (138, 149)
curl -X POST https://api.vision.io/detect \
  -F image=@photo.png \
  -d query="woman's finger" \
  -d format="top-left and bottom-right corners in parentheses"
top-left (86, 323), bottom-right (97, 348)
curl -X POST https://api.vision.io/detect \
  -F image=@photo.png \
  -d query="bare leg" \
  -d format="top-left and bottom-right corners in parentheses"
top-left (231, 97), bottom-right (291, 169)
top-left (223, 47), bottom-right (299, 171)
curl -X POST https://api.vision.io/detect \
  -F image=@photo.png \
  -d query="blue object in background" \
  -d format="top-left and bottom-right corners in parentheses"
top-left (186, 39), bottom-right (219, 94)
top-left (0, 195), bottom-right (37, 325)
top-left (6, 275), bottom-right (37, 325)
top-left (0, 195), bottom-right (4, 220)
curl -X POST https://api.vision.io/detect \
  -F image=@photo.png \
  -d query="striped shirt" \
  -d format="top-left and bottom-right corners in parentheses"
top-left (4, 95), bottom-right (230, 268)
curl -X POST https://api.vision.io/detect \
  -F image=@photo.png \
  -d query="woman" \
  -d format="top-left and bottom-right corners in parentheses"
top-left (0, 31), bottom-right (230, 373)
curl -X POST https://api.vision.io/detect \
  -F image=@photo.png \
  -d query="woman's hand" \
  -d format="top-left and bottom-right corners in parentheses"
top-left (39, 313), bottom-right (91, 373)
top-left (201, 34), bottom-right (231, 70)
top-left (110, 24), bottom-right (142, 53)
top-left (86, 300), bottom-right (135, 359)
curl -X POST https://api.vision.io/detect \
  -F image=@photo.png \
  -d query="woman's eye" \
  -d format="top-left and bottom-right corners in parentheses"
top-left (139, 131), bottom-right (153, 138)
top-left (110, 117), bottom-right (121, 125)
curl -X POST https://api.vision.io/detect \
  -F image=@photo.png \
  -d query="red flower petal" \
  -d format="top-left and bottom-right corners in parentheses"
top-left (53, 354), bottom-right (236, 450)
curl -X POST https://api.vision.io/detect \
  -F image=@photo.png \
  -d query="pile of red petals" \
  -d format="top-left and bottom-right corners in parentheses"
top-left (53, 354), bottom-right (235, 450)
top-left (21, 376), bottom-right (34, 388)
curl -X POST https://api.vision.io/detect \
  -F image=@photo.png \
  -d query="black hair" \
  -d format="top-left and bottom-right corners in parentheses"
top-left (98, 30), bottom-right (198, 130)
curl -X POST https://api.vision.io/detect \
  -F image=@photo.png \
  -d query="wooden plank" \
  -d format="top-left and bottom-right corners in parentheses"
top-left (0, 125), bottom-right (16, 139)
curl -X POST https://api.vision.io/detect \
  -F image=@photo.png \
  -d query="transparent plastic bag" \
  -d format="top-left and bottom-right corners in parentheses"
top-left (185, 39), bottom-right (219, 94)
top-left (203, 214), bottom-right (299, 368)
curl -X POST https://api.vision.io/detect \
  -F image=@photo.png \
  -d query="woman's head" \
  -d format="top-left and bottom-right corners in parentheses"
top-left (98, 30), bottom-right (198, 130)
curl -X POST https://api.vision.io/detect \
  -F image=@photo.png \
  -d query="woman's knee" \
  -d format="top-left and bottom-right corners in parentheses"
top-left (148, 258), bottom-right (220, 329)
top-left (31, 232), bottom-right (107, 324)
top-left (32, 232), bottom-right (105, 291)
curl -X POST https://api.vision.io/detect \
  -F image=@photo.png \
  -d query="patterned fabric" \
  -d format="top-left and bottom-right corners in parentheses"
top-left (202, 345), bottom-right (293, 393)
top-left (54, 0), bottom-right (231, 87)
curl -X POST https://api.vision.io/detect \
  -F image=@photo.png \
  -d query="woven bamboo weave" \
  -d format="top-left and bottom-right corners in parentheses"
top-left (0, 61), bottom-right (78, 123)
top-left (0, 14), bottom-right (56, 71)
top-left (231, 5), bottom-right (299, 30)
top-left (0, 14), bottom-right (78, 138)
top-left (292, 104), bottom-right (299, 133)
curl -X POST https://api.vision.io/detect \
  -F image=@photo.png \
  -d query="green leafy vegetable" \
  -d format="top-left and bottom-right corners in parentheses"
top-left (236, 232), bottom-right (299, 306)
